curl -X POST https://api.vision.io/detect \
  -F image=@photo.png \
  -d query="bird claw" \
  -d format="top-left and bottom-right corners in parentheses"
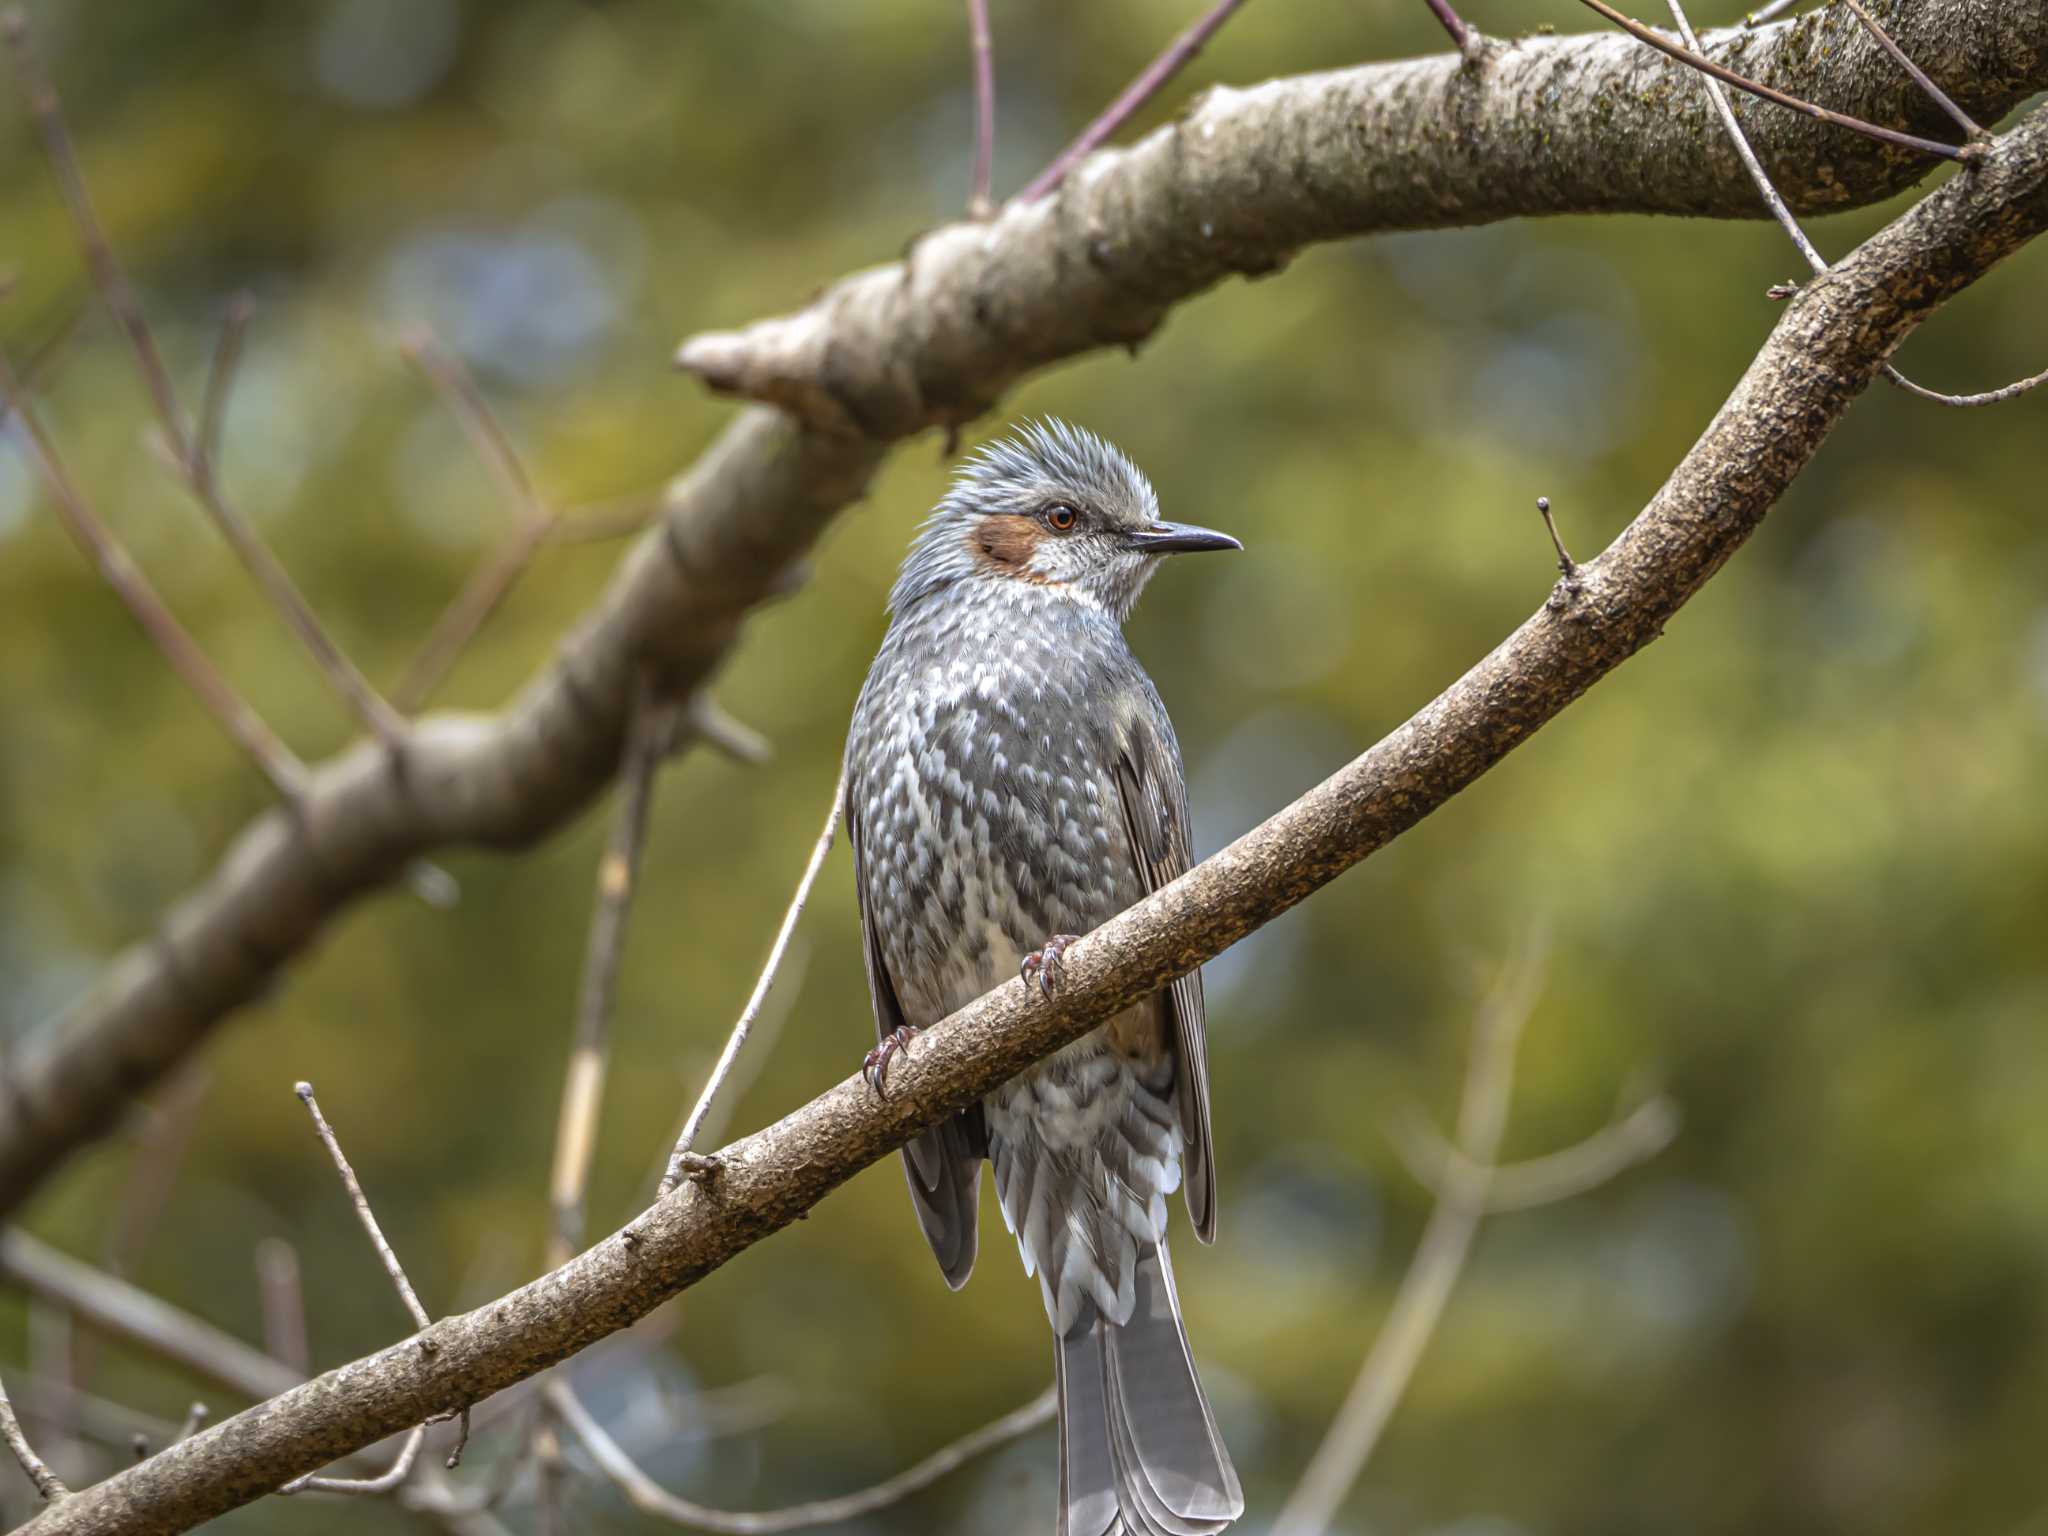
top-left (863, 1025), bottom-right (920, 1096)
top-left (1019, 934), bottom-right (1080, 998)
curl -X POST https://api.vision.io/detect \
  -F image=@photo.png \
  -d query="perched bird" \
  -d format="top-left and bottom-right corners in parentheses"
top-left (845, 421), bottom-right (1244, 1536)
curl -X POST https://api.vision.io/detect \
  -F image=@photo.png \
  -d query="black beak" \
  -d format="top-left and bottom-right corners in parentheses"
top-left (1125, 520), bottom-right (1243, 555)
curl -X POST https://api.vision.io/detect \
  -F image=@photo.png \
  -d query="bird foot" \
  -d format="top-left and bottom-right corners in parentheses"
top-left (863, 1025), bottom-right (920, 1096)
top-left (1019, 934), bottom-right (1081, 998)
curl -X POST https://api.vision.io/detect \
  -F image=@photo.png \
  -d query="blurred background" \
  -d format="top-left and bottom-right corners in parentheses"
top-left (3, 0), bottom-right (2047, 1531)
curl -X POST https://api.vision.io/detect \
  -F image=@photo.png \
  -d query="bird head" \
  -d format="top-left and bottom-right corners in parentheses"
top-left (890, 419), bottom-right (1241, 623)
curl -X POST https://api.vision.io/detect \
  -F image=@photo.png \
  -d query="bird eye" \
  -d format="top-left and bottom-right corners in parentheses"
top-left (1044, 504), bottom-right (1078, 532)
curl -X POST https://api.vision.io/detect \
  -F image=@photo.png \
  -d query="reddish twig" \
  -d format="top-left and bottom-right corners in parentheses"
top-left (1421, 0), bottom-right (1470, 53)
top-left (393, 334), bottom-right (559, 710)
top-left (1839, 0), bottom-right (1983, 140)
top-left (1570, 0), bottom-right (1967, 162)
top-left (965, 0), bottom-right (996, 216)
top-left (1017, 0), bottom-right (1252, 203)
top-left (1666, 0), bottom-right (2043, 409)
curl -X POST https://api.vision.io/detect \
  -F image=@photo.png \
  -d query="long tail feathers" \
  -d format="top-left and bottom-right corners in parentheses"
top-left (1056, 1243), bottom-right (1241, 1536)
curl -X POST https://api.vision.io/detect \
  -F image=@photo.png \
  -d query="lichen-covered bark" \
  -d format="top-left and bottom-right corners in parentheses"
top-left (25, 95), bottom-right (2048, 1536)
top-left (678, 0), bottom-right (2048, 434)
top-left (4, 1), bottom-right (2041, 1228)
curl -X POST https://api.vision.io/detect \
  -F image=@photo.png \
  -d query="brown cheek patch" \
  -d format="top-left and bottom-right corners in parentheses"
top-left (967, 514), bottom-right (1047, 576)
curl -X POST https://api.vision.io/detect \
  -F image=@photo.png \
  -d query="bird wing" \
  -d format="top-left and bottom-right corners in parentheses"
top-left (847, 794), bottom-right (986, 1288)
top-left (1113, 730), bottom-right (1218, 1243)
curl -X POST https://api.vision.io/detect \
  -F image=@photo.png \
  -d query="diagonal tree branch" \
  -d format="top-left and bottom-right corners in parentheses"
top-left (21, 98), bottom-right (2048, 1535)
top-left (2, 0), bottom-right (2041, 1225)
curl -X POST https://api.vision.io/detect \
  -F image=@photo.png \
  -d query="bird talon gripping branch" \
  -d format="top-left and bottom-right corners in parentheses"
top-left (862, 1025), bottom-right (920, 1095)
top-left (1019, 933), bottom-right (1081, 997)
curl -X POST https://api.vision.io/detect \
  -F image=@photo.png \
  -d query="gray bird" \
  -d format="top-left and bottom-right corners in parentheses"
top-left (845, 420), bottom-right (1244, 1536)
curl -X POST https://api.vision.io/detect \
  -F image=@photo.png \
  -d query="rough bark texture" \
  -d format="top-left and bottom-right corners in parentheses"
top-left (3, 3), bottom-right (2041, 1227)
top-left (22, 98), bottom-right (2048, 1536)
top-left (676, 0), bottom-right (2048, 433)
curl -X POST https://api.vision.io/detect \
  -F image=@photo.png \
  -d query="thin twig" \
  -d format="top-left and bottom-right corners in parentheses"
top-left (548, 668), bottom-right (672, 1270)
top-left (1421, 0), bottom-right (1469, 53)
top-left (174, 1404), bottom-right (209, 1444)
top-left (1838, 0), bottom-right (1982, 139)
top-left (1270, 940), bottom-right (1547, 1536)
top-left (659, 768), bottom-right (845, 1196)
top-left (682, 695), bottom-right (773, 768)
top-left (282, 1425), bottom-right (426, 1497)
top-left (0, 1371), bottom-right (67, 1502)
top-left (545, 494), bottom-right (658, 545)
top-left (193, 294), bottom-right (253, 489)
top-left (1535, 496), bottom-right (1576, 577)
top-left (551, 1378), bottom-right (1053, 1534)
top-left (1879, 363), bottom-right (2048, 406)
top-left (393, 335), bottom-right (562, 711)
top-left (1017, 0), bottom-right (1252, 203)
top-left (965, 0), bottom-right (996, 216)
top-left (5, 18), bottom-right (407, 753)
top-left (0, 348), bottom-right (309, 803)
top-left (292, 1083), bottom-right (432, 1333)
top-left (2, 11), bottom-right (189, 452)
top-left (254, 1238), bottom-right (311, 1377)
top-left (1389, 1093), bottom-right (1681, 1214)
top-left (1665, 0), bottom-right (2045, 408)
top-left (1570, 0), bottom-right (1966, 162)
top-left (104, 1066), bottom-right (211, 1282)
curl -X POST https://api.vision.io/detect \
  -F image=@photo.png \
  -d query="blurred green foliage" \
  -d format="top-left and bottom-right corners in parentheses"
top-left (3, 0), bottom-right (2047, 1531)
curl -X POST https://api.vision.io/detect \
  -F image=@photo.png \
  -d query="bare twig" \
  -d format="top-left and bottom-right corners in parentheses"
top-left (1270, 943), bottom-right (1547, 1536)
top-left (292, 1083), bottom-right (432, 1333)
top-left (1535, 496), bottom-right (1575, 577)
top-left (1664, 0), bottom-right (2044, 408)
top-left (1744, 0), bottom-right (1801, 25)
top-left (104, 1066), bottom-right (211, 1282)
top-left (545, 493), bottom-right (659, 544)
top-left (1879, 360), bottom-right (2048, 406)
top-left (681, 695), bottom-right (773, 768)
top-left (173, 1405), bottom-right (208, 1445)
top-left (281, 1425), bottom-right (425, 1498)
top-left (254, 1239), bottom-right (311, 1377)
top-left (965, 0), bottom-right (995, 216)
top-left (550, 1378), bottom-right (1053, 1534)
top-left (5, 17), bottom-right (408, 753)
top-left (2, 11), bottom-right (188, 450)
top-left (549, 668), bottom-right (673, 1269)
top-left (1571, 0), bottom-right (1966, 161)
top-left (1838, 0), bottom-right (1982, 139)
top-left (0, 349), bottom-right (309, 803)
top-left (659, 767), bottom-right (845, 1196)
top-left (394, 334), bottom-right (559, 711)
top-left (0, 1371), bottom-right (68, 1502)
top-left (1390, 1093), bottom-right (1681, 1213)
top-left (1017, 0), bottom-right (1251, 203)
top-left (193, 295), bottom-right (253, 493)
top-left (1421, 0), bottom-right (1470, 54)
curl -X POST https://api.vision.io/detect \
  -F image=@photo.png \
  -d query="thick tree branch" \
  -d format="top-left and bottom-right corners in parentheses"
top-left (3, 0), bottom-right (2041, 1223)
top-left (676, 0), bottom-right (2046, 433)
top-left (23, 100), bottom-right (2048, 1535)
